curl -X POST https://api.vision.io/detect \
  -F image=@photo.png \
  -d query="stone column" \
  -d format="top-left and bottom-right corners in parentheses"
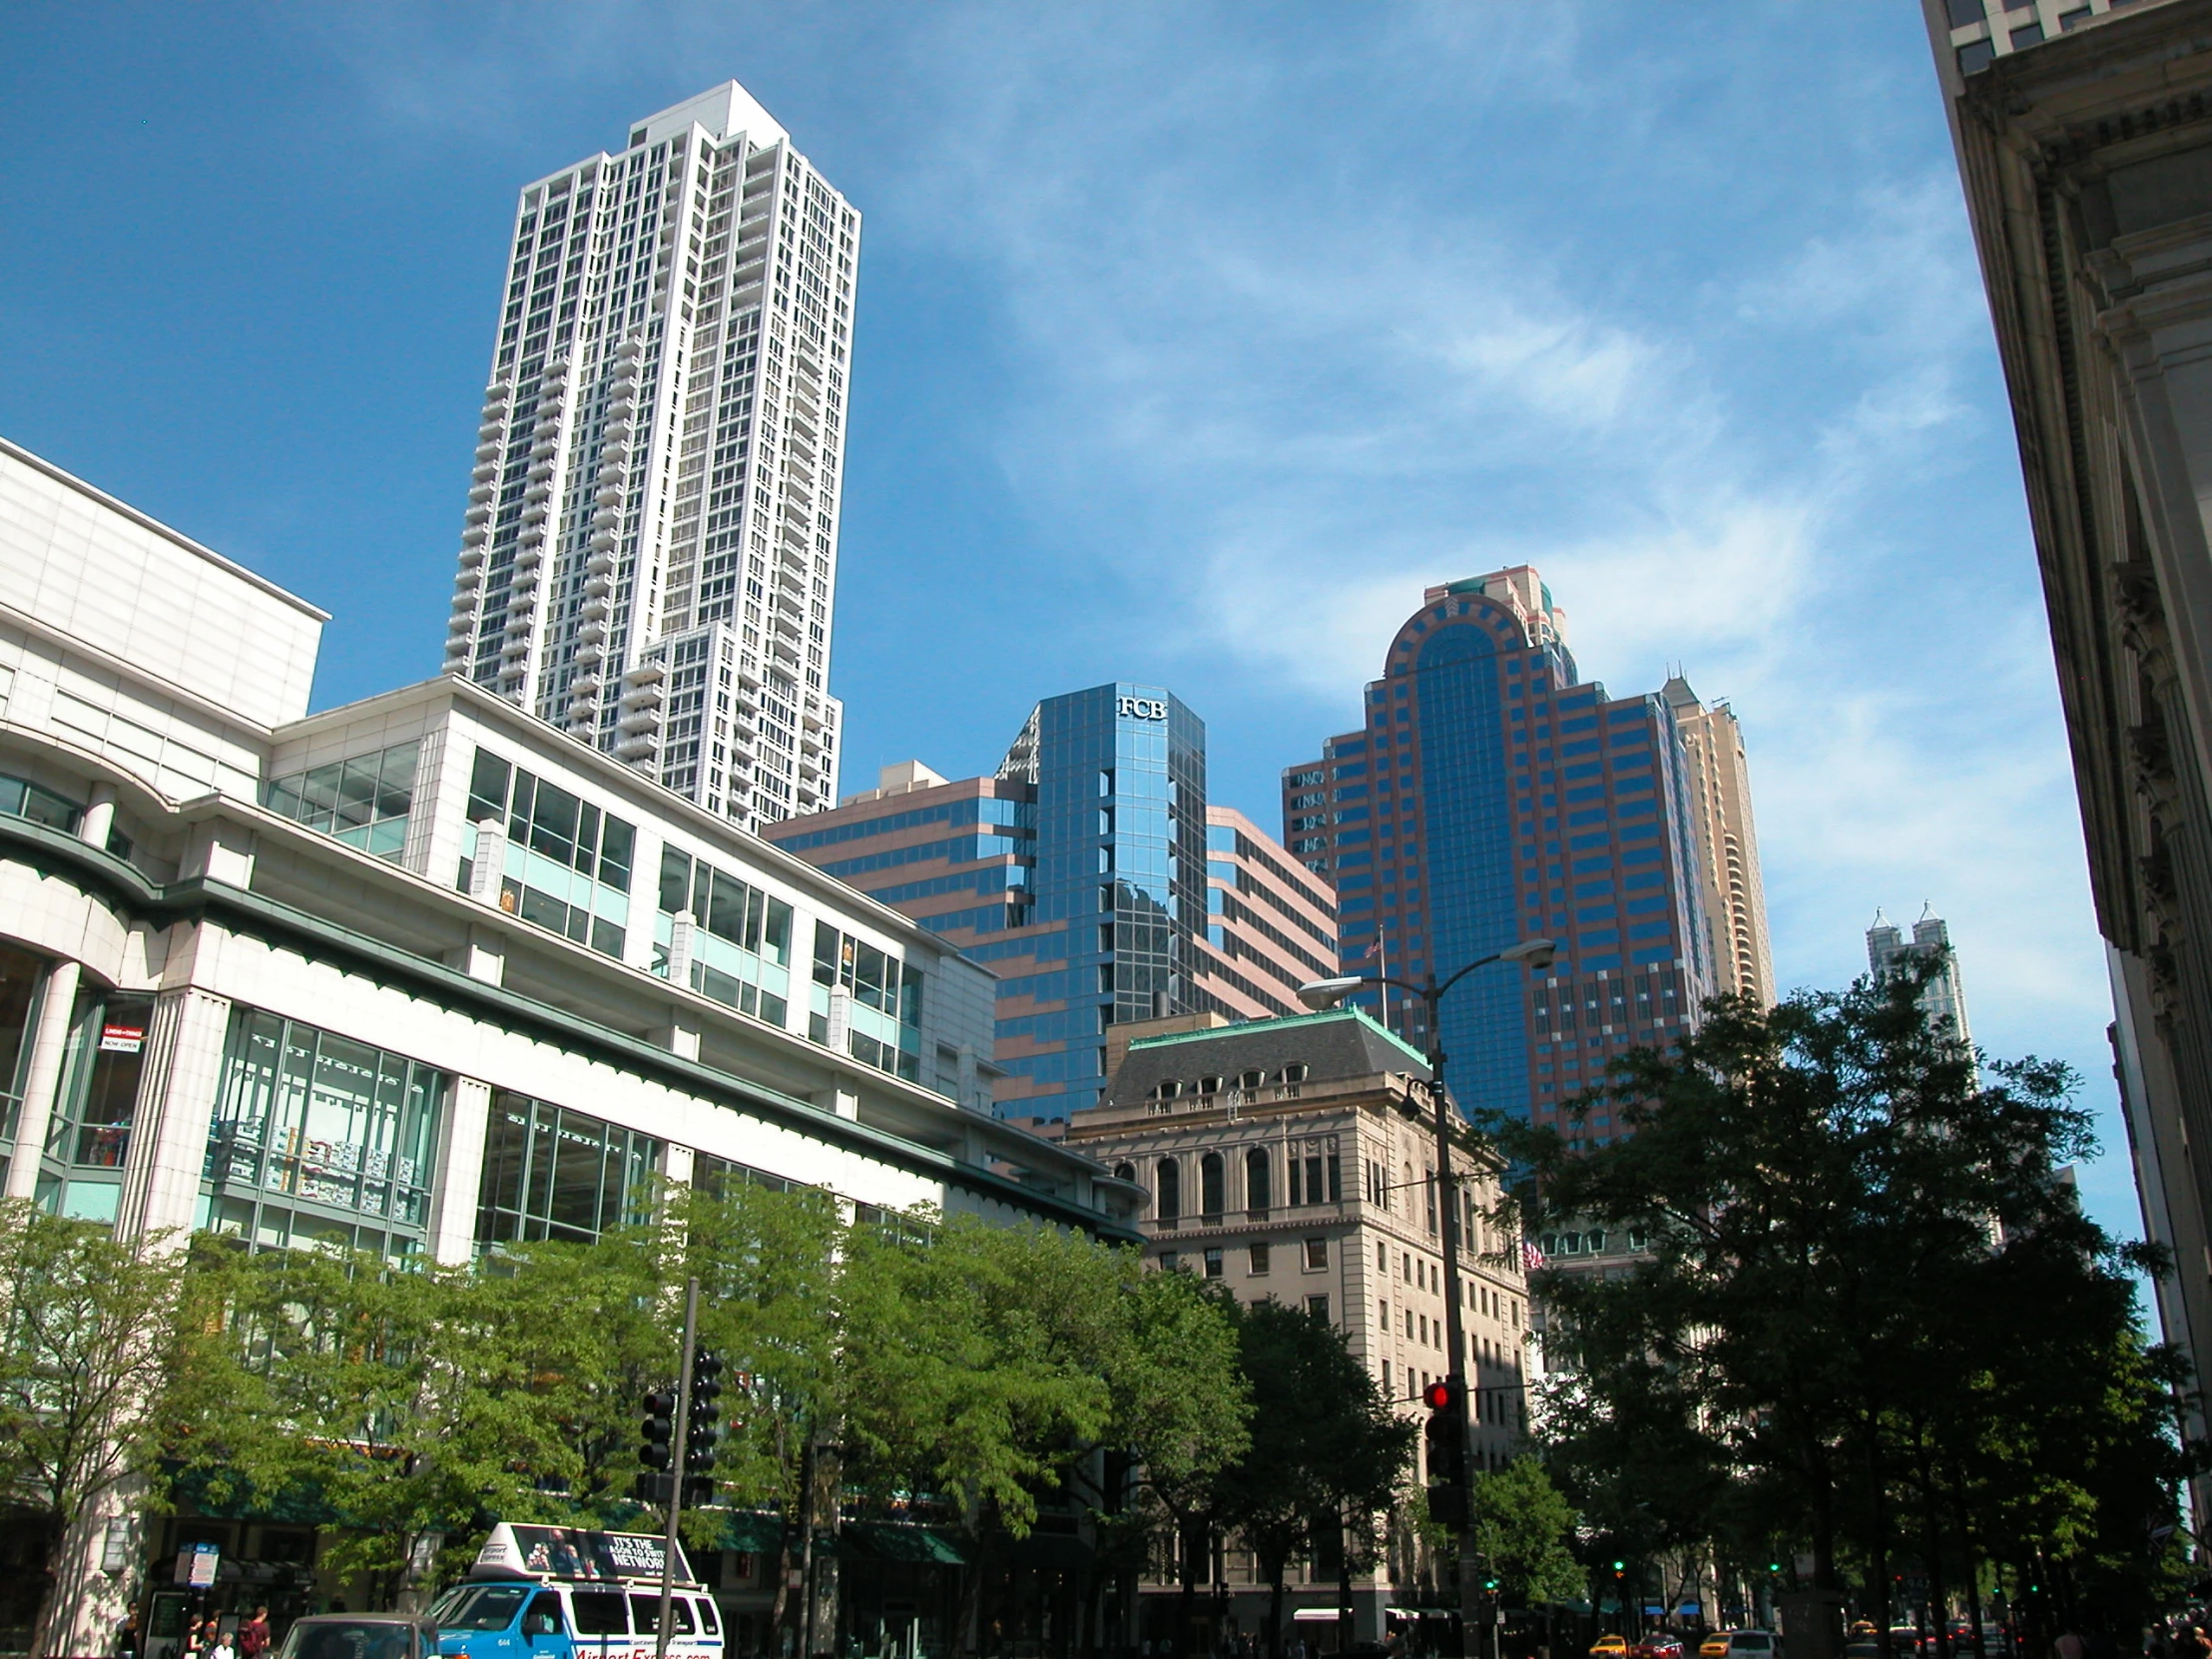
top-left (3, 957), bottom-right (80, 1201)
top-left (428, 1077), bottom-right (493, 1266)
top-left (79, 782), bottom-right (117, 852)
top-left (115, 985), bottom-right (234, 1245)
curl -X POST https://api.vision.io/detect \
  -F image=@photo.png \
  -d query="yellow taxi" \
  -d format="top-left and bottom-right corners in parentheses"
top-left (1591, 1638), bottom-right (1630, 1659)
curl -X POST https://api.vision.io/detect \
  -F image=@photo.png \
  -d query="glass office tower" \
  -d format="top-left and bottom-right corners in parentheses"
top-left (770, 683), bottom-right (1215, 1118)
top-left (1283, 569), bottom-right (1747, 1132)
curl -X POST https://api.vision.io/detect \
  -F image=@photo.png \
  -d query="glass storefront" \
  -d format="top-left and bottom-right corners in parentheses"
top-left (199, 1008), bottom-right (446, 1257)
top-left (38, 985), bottom-right (156, 1223)
top-left (474, 1092), bottom-right (661, 1247)
top-left (0, 939), bottom-right (49, 1183)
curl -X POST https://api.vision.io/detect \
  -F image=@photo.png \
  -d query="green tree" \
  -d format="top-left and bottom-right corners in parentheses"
top-left (1503, 964), bottom-right (2191, 1637)
top-left (0, 1202), bottom-right (190, 1659)
top-left (163, 1241), bottom-right (585, 1603)
top-left (1464, 1459), bottom-right (1583, 1606)
top-left (1212, 1297), bottom-right (1414, 1659)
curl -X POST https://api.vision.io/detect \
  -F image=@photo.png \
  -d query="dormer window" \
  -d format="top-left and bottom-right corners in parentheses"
top-left (1239, 1069), bottom-right (1266, 1090)
top-left (1151, 1080), bottom-right (1184, 1101)
top-left (1199, 1076), bottom-right (1223, 1096)
top-left (1280, 1063), bottom-right (1310, 1084)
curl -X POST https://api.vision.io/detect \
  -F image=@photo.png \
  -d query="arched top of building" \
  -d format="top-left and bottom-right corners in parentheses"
top-left (1379, 571), bottom-right (1575, 684)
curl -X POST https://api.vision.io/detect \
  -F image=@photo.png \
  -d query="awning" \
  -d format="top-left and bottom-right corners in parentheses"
top-left (1294, 1610), bottom-right (1354, 1623)
top-left (835, 1522), bottom-right (967, 1564)
top-left (702, 1512), bottom-right (785, 1555)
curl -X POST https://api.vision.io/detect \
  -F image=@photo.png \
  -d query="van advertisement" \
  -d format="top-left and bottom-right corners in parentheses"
top-left (471, 1524), bottom-right (692, 1585)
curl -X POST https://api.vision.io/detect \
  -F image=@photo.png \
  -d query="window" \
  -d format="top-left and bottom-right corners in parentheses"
top-left (1306, 1294), bottom-right (1331, 1321)
top-left (811, 925), bottom-right (922, 1081)
top-left (1377, 1241), bottom-right (1387, 1271)
top-left (571, 1594), bottom-right (629, 1637)
top-left (0, 773), bottom-right (80, 831)
top-left (0, 939), bottom-right (49, 1147)
top-left (203, 1007), bottom-right (446, 1242)
top-left (1200, 1153), bottom-right (1225, 1217)
top-left (1238, 1069), bottom-right (1266, 1089)
top-left (459, 749), bottom-right (634, 957)
top-left (1113, 1161), bottom-right (1136, 1183)
top-left (475, 1091), bottom-right (662, 1247)
top-left (1281, 1062), bottom-right (1310, 1084)
top-left (1249, 1243), bottom-right (1270, 1275)
top-left (1245, 1148), bottom-right (1271, 1212)
top-left (1304, 1237), bottom-right (1329, 1270)
top-left (1158, 1251), bottom-right (1180, 1273)
top-left (1203, 1248), bottom-right (1224, 1279)
top-left (264, 740), bottom-right (418, 861)
top-left (657, 846), bottom-right (794, 1025)
top-left (42, 988), bottom-right (155, 1213)
top-left (1157, 1158), bottom-right (1181, 1223)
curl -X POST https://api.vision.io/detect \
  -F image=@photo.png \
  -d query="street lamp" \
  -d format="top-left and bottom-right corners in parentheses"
top-left (1299, 935), bottom-right (1556, 1659)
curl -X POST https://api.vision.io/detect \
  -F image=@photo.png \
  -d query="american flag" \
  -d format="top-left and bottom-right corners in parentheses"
top-left (1521, 1240), bottom-right (1547, 1273)
top-left (1358, 938), bottom-right (1381, 961)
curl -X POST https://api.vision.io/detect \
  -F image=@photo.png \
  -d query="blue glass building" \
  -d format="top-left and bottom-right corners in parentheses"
top-left (770, 683), bottom-right (1222, 1118)
top-left (1281, 569), bottom-right (1720, 1132)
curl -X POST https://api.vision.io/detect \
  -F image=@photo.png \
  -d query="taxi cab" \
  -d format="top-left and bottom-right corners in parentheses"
top-left (430, 1525), bottom-right (722, 1659)
top-left (1591, 1637), bottom-right (1630, 1658)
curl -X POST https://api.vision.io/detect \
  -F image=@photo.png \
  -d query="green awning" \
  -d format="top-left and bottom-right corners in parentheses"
top-left (703, 1511), bottom-right (786, 1554)
top-left (835, 1522), bottom-right (966, 1564)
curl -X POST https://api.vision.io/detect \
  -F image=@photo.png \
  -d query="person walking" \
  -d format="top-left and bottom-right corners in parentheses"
top-left (240, 1608), bottom-right (270, 1659)
top-left (117, 1611), bottom-right (141, 1659)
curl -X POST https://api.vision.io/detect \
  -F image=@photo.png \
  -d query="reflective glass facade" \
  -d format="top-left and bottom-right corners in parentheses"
top-left (1283, 571), bottom-right (1718, 1128)
top-left (767, 682), bottom-right (1213, 1119)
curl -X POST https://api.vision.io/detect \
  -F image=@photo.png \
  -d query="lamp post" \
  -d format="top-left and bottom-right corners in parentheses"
top-left (1300, 935), bottom-right (1556, 1659)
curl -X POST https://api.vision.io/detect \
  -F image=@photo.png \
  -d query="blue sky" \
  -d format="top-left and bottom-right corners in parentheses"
top-left (0, 6), bottom-right (2143, 1251)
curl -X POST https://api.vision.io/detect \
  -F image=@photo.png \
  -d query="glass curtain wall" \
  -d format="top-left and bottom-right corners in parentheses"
top-left (457, 749), bottom-right (636, 958)
top-left (474, 1092), bottom-right (661, 1247)
top-left (0, 940), bottom-right (49, 1182)
top-left (201, 1007), bottom-right (447, 1257)
top-left (809, 924), bottom-right (921, 1081)
top-left (36, 986), bottom-right (155, 1223)
top-left (655, 846), bottom-right (795, 1024)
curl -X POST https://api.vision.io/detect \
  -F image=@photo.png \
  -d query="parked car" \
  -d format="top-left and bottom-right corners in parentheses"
top-left (277, 1617), bottom-right (441, 1659)
top-left (1631, 1637), bottom-right (1685, 1659)
top-left (1592, 1637), bottom-right (1631, 1658)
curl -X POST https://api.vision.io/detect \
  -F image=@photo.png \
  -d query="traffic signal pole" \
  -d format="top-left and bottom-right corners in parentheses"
top-left (658, 1275), bottom-right (701, 1659)
top-left (1420, 980), bottom-right (1488, 1659)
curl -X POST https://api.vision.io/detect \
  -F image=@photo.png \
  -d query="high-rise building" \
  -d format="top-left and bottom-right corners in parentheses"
top-left (1919, 0), bottom-right (2212, 1530)
top-left (766, 683), bottom-right (1338, 1118)
top-left (1665, 675), bottom-right (1775, 1008)
top-left (1283, 568), bottom-right (1769, 1131)
top-left (1867, 905), bottom-right (1972, 1050)
top-left (443, 83), bottom-right (857, 830)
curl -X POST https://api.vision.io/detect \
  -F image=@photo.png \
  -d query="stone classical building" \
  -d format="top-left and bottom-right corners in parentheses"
top-left (0, 433), bottom-right (1139, 1652)
top-left (1920, 0), bottom-right (2212, 1528)
top-left (1064, 1007), bottom-right (1529, 1645)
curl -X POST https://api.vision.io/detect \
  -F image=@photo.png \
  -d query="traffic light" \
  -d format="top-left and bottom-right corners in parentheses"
top-left (1613, 1561), bottom-right (1626, 1578)
top-left (686, 1348), bottom-right (725, 1480)
top-left (1421, 1378), bottom-right (1467, 1530)
top-left (638, 1388), bottom-right (676, 1471)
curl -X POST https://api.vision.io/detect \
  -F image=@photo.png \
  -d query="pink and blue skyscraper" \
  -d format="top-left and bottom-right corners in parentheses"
top-left (1282, 568), bottom-right (1766, 1132)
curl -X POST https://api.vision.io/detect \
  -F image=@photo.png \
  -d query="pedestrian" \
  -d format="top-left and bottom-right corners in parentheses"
top-left (117, 1611), bottom-right (141, 1659)
top-left (209, 1626), bottom-right (237, 1659)
top-left (240, 1608), bottom-right (270, 1659)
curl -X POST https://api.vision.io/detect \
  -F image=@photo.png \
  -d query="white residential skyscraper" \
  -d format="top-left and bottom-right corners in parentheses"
top-left (444, 82), bottom-right (857, 829)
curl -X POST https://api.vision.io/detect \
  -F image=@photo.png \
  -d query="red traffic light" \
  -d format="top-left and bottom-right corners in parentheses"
top-left (1422, 1379), bottom-right (1460, 1411)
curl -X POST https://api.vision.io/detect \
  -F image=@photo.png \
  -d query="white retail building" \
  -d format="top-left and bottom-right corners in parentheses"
top-left (443, 83), bottom-right (857, 830)
top-left (0, 433), bottom-right (1139, 1650)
